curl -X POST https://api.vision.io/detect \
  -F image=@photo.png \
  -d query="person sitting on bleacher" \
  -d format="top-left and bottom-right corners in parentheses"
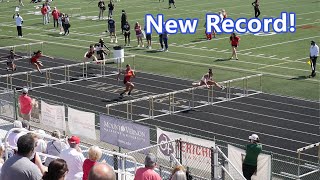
top-left (33, 129), bottom-right (48, 164)
top-left (1, 133), bottom-right (42, 180)
top-left (44, 130), bottom-right (68, 166)
top-left (60, 135), bottom-right (85, 180)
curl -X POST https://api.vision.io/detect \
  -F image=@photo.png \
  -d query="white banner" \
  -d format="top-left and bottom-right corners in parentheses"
top-left (228, 144), bottom-right (271, 180)
top-left (157, 128), bottom-right (214, 171)
top-left (40, 100), bottom-right (66, 130)
top-left (68, 107), bottom-right (96, 140)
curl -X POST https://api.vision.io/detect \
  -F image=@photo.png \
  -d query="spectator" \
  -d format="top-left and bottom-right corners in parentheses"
top-left (63, 14), bottom-right (70, 36)
top-left (144, 25), bottom-right (152, 49)
top-left (60, 135), bottom-right (85, 180)
top-left (58, 13), bottom-right (65, 35)
top-left (107, 0), bottom-right (114, 18)
top-left (0, 143), bottom-right (4, 175)
top-left (45, 130), bottom-right (69, 166)
top-left (98, 0), bottom-right (106, 20)
top-left (170, 165), bottom-right (186, 180)
top-left (1, 133), bottom-right (42, 180)
top-left (83, 146), bottom-right (103, 180)
top-left (52, 7), bottom-right (60, 28)
top-left (162, 28), bottom-right (169, 52)
top-left (29, 133), bottom-right (48, 175)
top-left (309, 40), bottom-right (319, 78)
top-left (134, 22), bottom-right (143, 47)
top-left (88, 163), bottom-right (116, 180)
top-left (242, 134), bottom-right (262, 180)
top-left (121, 10), bottom-right (127, 34)
top-left (41, 3), bottom-right (49, 25)
top-left (13, 13), bottom-right (23, 38)
top-left (19, 88), bottom-right (34, 121)
top-left (33, 129), bottom-right (48, 163)
top-left (134, 153), bottom-right (162, 180)
top-left (43, 159), bottom-right (68, 180)
top-left (7, 120), bottom-right (30, 150)
top-left (123, 21), bottom-right (131, 46)
top-left (46, 3), bottom-right (51, 23)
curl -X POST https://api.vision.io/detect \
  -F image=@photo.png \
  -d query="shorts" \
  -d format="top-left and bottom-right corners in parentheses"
top-left (7, 62), bottom-right (13, 66)
top-left (21, 112), bottom-right (31, 121)
top-left (232, 45), bottom-right (238, 48)
top-left (109, 28), bottom-right (115, 33)
top-left (136, 34), bottom-right (142, 38)
top-left (146, 34), bottom-right (152, 41)
top-left (124, 32), bottom-right (130, 37)
top-left (123, 80), bottom-right (129, 84)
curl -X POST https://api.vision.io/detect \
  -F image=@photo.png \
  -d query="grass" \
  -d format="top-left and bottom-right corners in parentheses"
top-left (0, 0), bottom-right (319, 100)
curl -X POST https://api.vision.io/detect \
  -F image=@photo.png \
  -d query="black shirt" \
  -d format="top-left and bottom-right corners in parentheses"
top-left (121, 13), bottom-right (127, 23)
top-left (108, 19), bottom-right (115, 28)
top-left (108, 3), bottom-right (114, 10)
top-left (98, 1), bottom-right (105, 8)
top-left (123, 23), bottom-right (130, 31)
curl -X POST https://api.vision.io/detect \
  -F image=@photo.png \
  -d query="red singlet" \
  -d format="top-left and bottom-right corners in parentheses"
top-left (31, 54), bottom-right (41, 63)
top-left (124, 70), bottom-right (134, 82)
top-left (86, 50), bottom-right (94, 58)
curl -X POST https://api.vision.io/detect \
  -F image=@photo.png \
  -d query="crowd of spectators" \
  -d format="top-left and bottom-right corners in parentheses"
top-left (0, 120), bottom-right (193, 180)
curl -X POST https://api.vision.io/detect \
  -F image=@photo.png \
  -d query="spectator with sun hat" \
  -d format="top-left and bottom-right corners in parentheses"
top-left (242, 134), bottom-right (262, 180)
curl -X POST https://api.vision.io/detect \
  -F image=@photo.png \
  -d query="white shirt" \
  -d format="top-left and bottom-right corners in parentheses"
top-left (60, 147), bottom-right (85, 180)
top-left (310, 44), bottom-right (319, 57)
top-left (15, 16), bottom-right (23, 26)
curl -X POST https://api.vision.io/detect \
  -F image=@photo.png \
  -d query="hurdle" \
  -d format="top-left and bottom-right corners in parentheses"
top-left (0, 42), bottom-right (44, 61)
top-left (105, 74), bottom-right (263, 121)
top-left (0, 55), bottom-right (136, 90)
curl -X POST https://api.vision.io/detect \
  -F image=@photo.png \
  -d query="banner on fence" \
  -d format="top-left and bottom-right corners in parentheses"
top-left (228, 144), bottom-right (271, 180)
top-left (40, 100), bottom-right (66, 130)
top-left (68, 107), bottom-right (96, 140)
top-left (100, 114), bottom-right (150, 151)
top-left (157, 128), bottom-right (215, 171)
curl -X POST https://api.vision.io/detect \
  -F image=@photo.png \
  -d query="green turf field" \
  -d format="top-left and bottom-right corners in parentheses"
top-left (0, 0), bottom-right (319, 100)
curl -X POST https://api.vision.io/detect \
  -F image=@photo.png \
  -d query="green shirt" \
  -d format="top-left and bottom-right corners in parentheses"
top-left (243, 143), bottom-right (262, 166)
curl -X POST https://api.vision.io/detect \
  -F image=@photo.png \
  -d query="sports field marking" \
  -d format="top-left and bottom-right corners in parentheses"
top-left (2, 34), bottom-right (317, 83)
top-left (147, 117), bottom-right (318, 158)
top-left (255, 57), bottom-right (308, 70)
top-left (211, 104), bottom-right (317, 127)
top-left (230, 100), bottom-right (319, 119)
top-left (238, 35), bottom-right (320, 52)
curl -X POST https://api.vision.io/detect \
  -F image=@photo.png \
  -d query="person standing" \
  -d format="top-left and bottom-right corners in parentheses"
top-left (162, 28), bottom-right (169, 52)
top-left (229, 32), bottom-right (240, 60)
top-left (98, 0), bottom-right (106, 20)
top-left (252, 0), bottom-right (260, 18)
top-left (134, 22), bottom-right (143, 47)
top-left (13, 13), bottom-right (23, 38)
top-left (41, 4), bottom-right (48, 25)
top-left (51, 7), bottom-right (60, 28)
top-left (144, 26), bottom-right (152, 49)
top-left (19, 88), bottom-right (34, 121)
top-left (121, 10), bottom-right (127, 34)
top-left (123, 21), bottom-right (131, 46)
top-left (309, 41), bottom-right (319, 78)
top-left (18, 0), bottom-right (24, 7)
top-left (46, 3), bottom-right (51, 23)
top-left (63, 14), bottom-right (70, 36)
top-left (168, 0), bottom-right (176, 9)
top-left (134, 153), bottom-right (162, 180)
top-left (108, 0), bottom-right (114, 18)
top-left (107, 17), bottom-right (117, 43)
top-left (242, 134), bottom-right (262, 180)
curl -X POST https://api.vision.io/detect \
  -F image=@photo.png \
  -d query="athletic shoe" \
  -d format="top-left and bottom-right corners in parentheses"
top-left (127, 91), bottom-right (131, 96)
top-left (115, 39), bottom-right (118, 43)
top-left (148, 46), bottom-right (152, 49)
top-left (236, 58), bottom-right (238, 60)
top-left (165, 49), bottom-right (168, 52)
top-left (137, 45), bottom-right (140, 47)
top-left (110, 39), bottom-right (113, 43)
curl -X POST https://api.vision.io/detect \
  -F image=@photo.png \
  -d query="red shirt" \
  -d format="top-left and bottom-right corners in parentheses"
top-left (230, 36), bottom-right (240, 46)
top-left (41, 7), bottom-right (48, 15)
top-left (31, 54), bottom-right (41, 63)
top-left (52, 10), bottom-right (60, 20)
top-left (135, 25), bottom-right (142, 35)
top-left (82, 159), bottom-right (97, 180)
top-left (134, 167), bottom-right (162, 180)
top-left (124, 70), bottom-right (134, 81)
top-left (19, 94), bottom-right (32, 114)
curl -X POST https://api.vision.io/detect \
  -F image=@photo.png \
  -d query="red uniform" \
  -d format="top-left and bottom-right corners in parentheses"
top-left (86, 50), bottom-right (94, 58)
top-left (123, 70), bottom-right (134, 84)
top-left (31, 54), bottom-right (41, 63)
top-left (230, 36), bottom-right (240, 47)
top-left (41, 6), bottom-right (48, 15)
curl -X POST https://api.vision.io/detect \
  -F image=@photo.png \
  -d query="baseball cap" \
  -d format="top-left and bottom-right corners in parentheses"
top-left (249, 134), bottom-right (259, 141)
top-left (311, 40), bottom-right (315, 44)
top-left (68, 135), bottom-right (80, 144)
top-left (22, 88), bottom-right (28, 94)
top-left (145, 153), bottom-right (157, 167)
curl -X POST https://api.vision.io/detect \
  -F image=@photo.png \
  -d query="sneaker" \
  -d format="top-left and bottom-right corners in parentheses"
top-left (127, 91), bottom-right (131, 96)
top-left (141, 44), bottom-right (144, 48)
top-left (110, 39), bottom-right (113, 43)
top-left (236, 58), bottom-right (238, 60)
top-left (161, 48), bottom-right (165, 51)
top-left (148, 46), bottom-right (152, 49)
top-left (137, 44), bottom-right (140, 47)
top-left (115, 39), bottom-right (118, 43)
top-left (165, 49), bottom-right (168, 52)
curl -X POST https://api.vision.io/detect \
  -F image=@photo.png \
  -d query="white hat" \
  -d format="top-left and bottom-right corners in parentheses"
top-left (249, 134), bottom-right (259, 141)
top-left (13, 120), bottom-right (23, 128)
top-left (22, 88), bottom-right (28, 94)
